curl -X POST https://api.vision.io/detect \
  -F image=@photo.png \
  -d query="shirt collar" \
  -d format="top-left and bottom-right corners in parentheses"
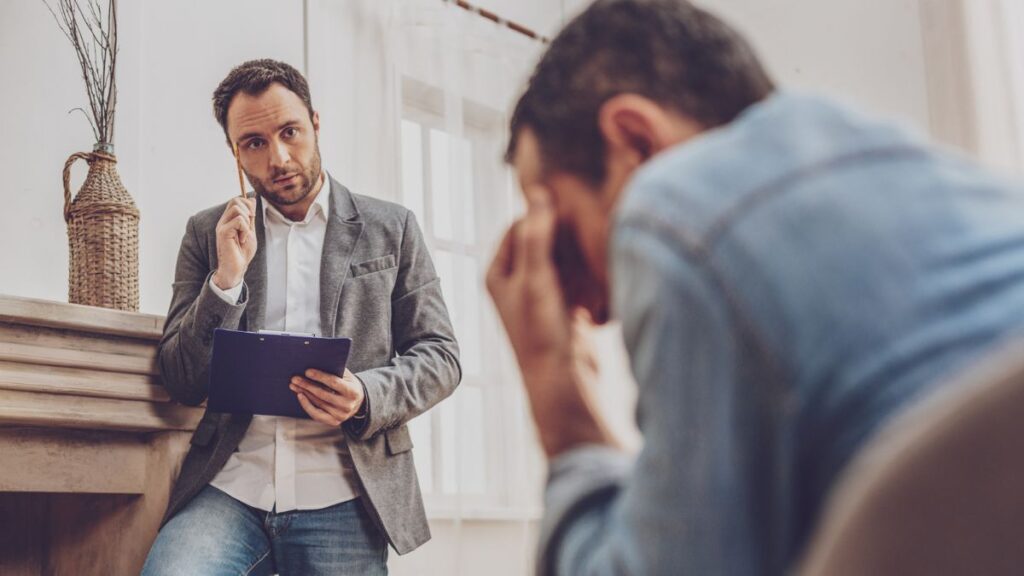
top-left (262, 171), bottom-right (331, 225)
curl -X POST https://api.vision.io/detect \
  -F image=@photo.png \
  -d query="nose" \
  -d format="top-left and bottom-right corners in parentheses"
top-left (269, 138), bottom-right (291, 171)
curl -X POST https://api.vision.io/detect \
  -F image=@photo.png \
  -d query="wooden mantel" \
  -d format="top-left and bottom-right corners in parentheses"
top-left (0, 295), bottom-right (203, 575)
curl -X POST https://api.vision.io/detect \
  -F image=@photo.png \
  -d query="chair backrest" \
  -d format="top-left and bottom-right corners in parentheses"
top-left (798, 340), bottom-right (1024, 576)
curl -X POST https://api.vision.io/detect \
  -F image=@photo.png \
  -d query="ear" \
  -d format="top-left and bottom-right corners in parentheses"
top-left (598, 94), bottom-right (662, 163)
top-left (312, 110), bottom-right (320, 136)
top-left (597, 94), bottom-right (701, 161)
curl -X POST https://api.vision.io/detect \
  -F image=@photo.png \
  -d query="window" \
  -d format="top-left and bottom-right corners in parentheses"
top-left (399, 77), bottom-right (543, 517)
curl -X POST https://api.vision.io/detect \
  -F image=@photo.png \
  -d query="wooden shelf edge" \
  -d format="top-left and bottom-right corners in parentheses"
top-left (0, 341), bottom-right (158, 376)
top-left (0, 295), bottom-right (165, 340)
top-left (0, 389), bottom-right (203, 433)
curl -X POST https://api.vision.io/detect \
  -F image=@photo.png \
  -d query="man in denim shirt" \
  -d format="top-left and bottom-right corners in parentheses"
top-left (486, 1), bottom-right (1024, 574)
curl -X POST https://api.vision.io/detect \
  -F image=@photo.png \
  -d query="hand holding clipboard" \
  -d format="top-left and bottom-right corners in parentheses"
top-left (209, 329), bottom-right (353, 420)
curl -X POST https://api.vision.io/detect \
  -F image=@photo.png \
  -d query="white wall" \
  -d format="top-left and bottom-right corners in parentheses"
top-left (558, 0), bottom-right (932, 134)
top-left (1, 0), bottom-right (305, 315)
top-left (1, 1), bottom-right (119, 308)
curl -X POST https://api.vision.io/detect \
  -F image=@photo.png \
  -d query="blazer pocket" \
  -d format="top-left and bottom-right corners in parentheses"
top-left (385, 425), bottom-right (414, 455)
top-left (189, 419), bottom-right (218, 447)
top-left (350, 254), bottom-right (397, 278)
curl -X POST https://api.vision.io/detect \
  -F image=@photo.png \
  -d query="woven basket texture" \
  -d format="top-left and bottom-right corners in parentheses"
top-left (62, 150), bottom-right (140, 312)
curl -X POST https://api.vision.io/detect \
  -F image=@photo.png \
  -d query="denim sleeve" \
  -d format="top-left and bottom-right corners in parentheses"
top-left (537, 222), bottom-right (757, 575)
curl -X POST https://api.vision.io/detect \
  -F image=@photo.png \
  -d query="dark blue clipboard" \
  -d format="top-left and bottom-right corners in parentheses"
top-left (208, 328), bottom-right (352, 418)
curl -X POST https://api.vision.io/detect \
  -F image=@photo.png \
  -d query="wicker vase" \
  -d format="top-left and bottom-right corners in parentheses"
top-left (62, 143), bottom-right (140, 312)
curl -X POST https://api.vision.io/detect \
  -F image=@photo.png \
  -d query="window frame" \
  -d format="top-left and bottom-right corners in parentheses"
top-left (398, 76), bottom-right (543, 518)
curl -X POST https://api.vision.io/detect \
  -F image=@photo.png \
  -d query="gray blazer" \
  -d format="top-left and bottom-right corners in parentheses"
top-left (157, 177), bottom-right (461, 554)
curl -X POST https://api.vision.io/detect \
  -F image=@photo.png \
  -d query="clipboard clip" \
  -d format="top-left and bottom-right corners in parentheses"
top-left (257, 329), bottom-right (317, 337)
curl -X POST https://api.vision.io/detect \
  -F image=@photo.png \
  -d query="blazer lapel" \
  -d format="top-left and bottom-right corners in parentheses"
top-left (320, 178), bottom-right (364, 337)
top-left (243, 194), bottom-right (268, 332)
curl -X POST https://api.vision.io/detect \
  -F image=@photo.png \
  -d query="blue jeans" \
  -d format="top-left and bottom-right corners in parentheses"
top-left (142, 486), bottom-right (388, 575)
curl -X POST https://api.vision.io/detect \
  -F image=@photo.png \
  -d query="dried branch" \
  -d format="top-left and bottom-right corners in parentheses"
top-left (68, 107), bottom-right (99, 139)
top-left (42, 0), bottom-right (118, 145)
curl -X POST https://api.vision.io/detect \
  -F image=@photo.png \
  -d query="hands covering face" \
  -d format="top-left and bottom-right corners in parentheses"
top-left (486, 186), bottom-right (614, 457)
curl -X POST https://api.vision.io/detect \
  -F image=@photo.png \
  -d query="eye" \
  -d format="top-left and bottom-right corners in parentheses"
top-left (283, 126), bottom-right (299, 139)
top-left (246, 139), bottom-right (265, 150)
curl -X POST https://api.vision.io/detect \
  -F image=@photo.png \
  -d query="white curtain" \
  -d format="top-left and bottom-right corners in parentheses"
top-left (1000, 0), bottom-right (1024, 172)
top-left (307, 1), bottom-right (546, 573)
top-left (392, 0), bottom-right (547, 521)
top-left (305, 0), bottom-right (403, 203)
top-left (960, 0), bottom-right (1023, 174)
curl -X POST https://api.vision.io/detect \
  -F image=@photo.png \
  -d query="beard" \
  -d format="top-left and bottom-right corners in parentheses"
top-left (247, 145), bottom-right (323, 209)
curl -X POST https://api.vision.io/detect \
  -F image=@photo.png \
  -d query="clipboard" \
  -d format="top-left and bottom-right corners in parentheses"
top-left (208, 328), bottom-right (353, 418)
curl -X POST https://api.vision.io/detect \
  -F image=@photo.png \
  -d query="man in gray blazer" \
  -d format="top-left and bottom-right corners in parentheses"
top-left (142, 59), bottom-right (460, 575)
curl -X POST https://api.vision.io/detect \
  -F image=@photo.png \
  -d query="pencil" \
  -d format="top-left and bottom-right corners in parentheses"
top-left (232, 141), bottom-right (247, 198)
top-left (232, 142), bottom-right (255, 232)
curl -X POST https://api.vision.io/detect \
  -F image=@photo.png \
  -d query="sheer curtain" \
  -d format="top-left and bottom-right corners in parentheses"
top-left (307, 1), bottom-right (547, 572)
top-left (392, 0), bottom-right (547, 522)
top-left (1001, 0), bottom-right (1024, 172)
top-left (961, 0), bottom-right (1023, 174)
top-left (305, 0), bottom-right (403, 204)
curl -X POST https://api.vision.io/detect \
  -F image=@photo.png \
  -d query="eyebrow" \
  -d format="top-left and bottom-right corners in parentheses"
top-left (237, 120), bottom-right (302, 143)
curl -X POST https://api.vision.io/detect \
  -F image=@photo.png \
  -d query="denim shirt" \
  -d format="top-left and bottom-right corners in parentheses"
top-left (539, 92), bottom-right (1024, 575)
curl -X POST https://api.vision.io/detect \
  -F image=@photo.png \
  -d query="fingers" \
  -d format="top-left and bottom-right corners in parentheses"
top-left (302, 369), bottom-right (359, 400)
top-left (230, 207), bottom-right (253, 223)
top-left (292, 371), bottom-right (361, 421)
top-left (292, 377), bottom-right (356, 415)
top-left (230, 213), bottom-right (250, 232)
top-left (296, 391), bottom-right (342, 426)
top-left (487, 185), bottom-right (557, 295)
top-left (218, 197), bottom-right (259, 246)
top-left (220, 198), bottom-right (255, 225)
top-left (220, 199), bottom-right (256, 235)
top-left (291, 371), bottom-right (362, 425)
top-left (221, 213), bottom-right (252, 246)
top-left (236, 196), bottom-right (256, 214)
top-left (486, 225), bottom-right (517, 295)
top-left (521, 186), bottom-right (557, 270)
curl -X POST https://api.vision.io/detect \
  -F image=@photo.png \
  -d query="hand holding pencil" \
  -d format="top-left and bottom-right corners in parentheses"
top-left (233, 142), bottom-right (256, 229)
top-left (211, 142), bottom-right (258, 291)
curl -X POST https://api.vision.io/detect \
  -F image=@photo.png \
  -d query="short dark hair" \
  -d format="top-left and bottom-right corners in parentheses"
top-left (507, 0), bottom-right (774, 184)
top-left (212, 59), bottom-right (315, 141)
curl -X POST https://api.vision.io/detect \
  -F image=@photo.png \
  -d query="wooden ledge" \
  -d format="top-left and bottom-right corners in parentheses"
top-left (0, 295), bottom-right (196, 433)
top-left (0, 295), bottom-right (164, 340)
top-left (0, 389), bottom-right (203, 433)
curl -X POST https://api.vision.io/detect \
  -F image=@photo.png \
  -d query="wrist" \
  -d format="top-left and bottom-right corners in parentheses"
top-left (522, 360), bottom-right (614, 458)
top-left (347, 377), bottom-right (370, 427)
top-left (212, 269), bottom-right (242, 291)
top-left (351, 397), bottom-right (368, 420)
top-left (520, 348), bottom-right (573, 385)
top-left (535, 400), bottom-right (614, 458)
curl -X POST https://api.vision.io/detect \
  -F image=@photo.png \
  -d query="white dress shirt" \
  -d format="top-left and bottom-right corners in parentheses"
top-left (208, 173), bottom-right (361, 512)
